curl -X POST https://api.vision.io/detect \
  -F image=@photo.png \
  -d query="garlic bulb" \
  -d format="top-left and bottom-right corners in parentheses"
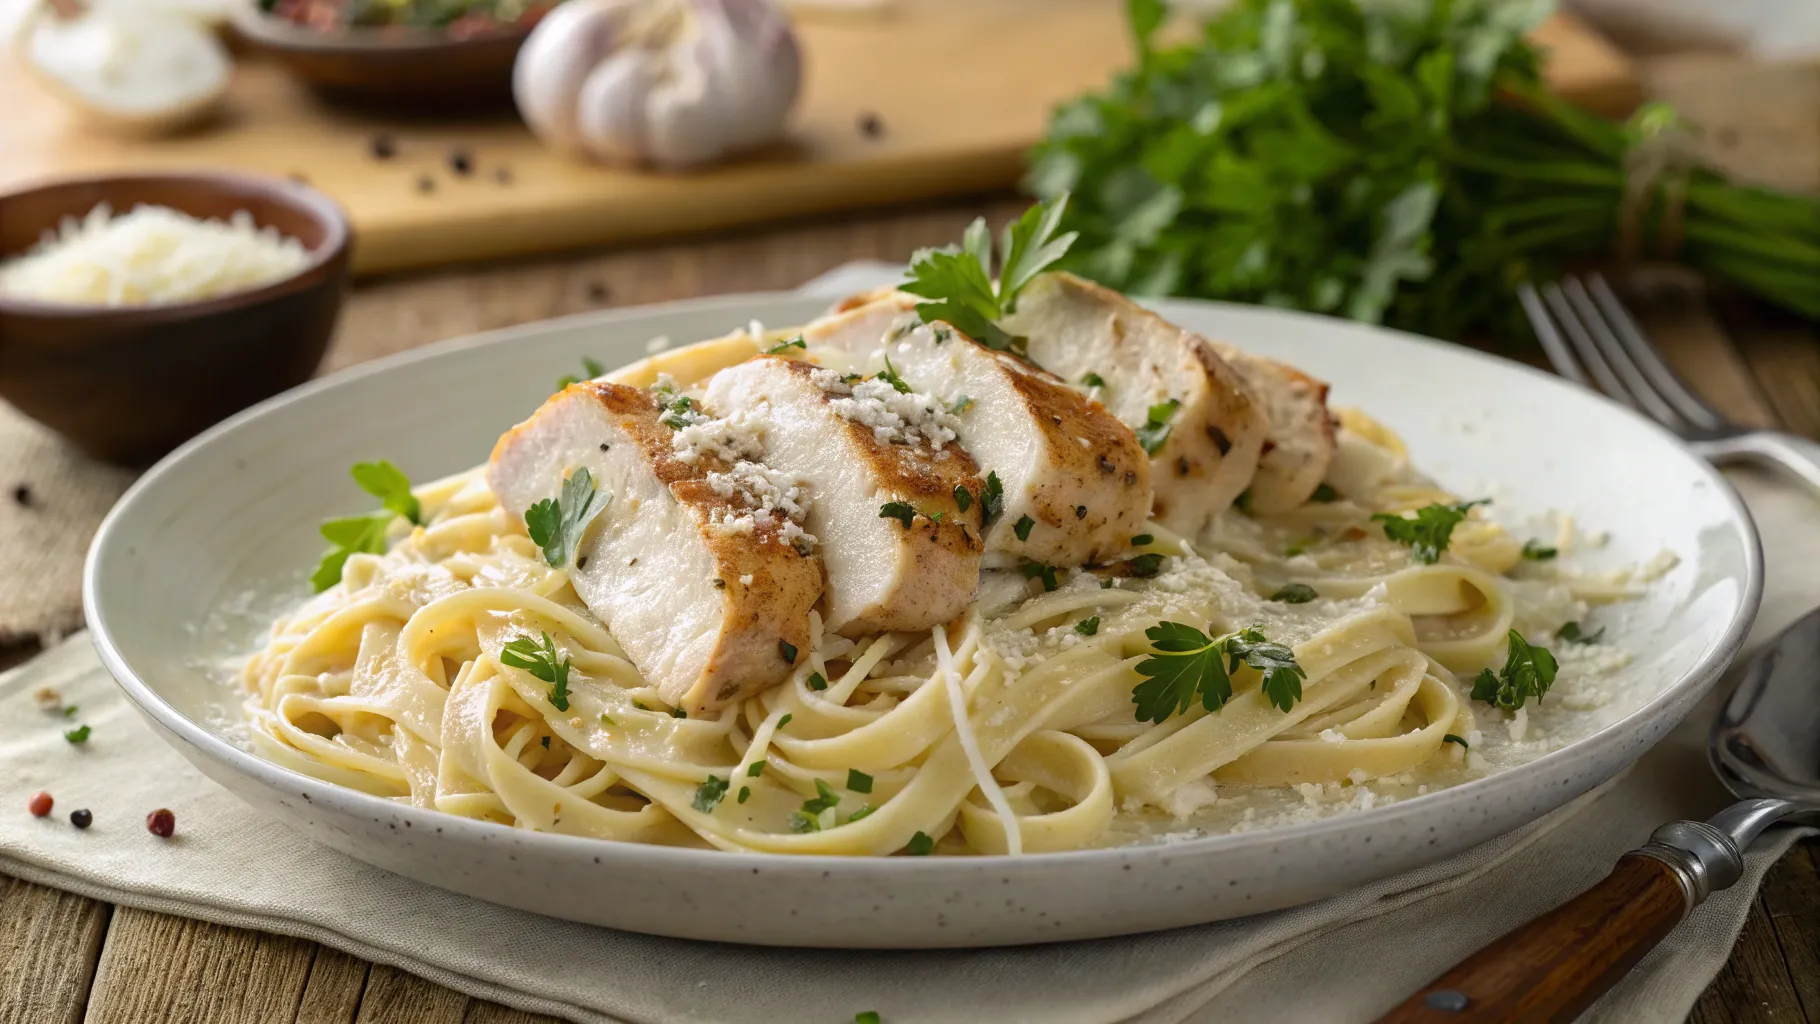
top-left (17, 0), bottom-right (230, 134)
top-left (514, 0), bottom-right (802, 169)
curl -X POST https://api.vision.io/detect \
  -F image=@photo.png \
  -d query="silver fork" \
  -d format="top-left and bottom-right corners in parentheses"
top-left (1519, 274), bottom-right (1820, 493)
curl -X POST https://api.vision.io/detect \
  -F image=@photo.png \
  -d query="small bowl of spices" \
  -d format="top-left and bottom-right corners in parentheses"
top-left (0, 172), bottom-right (351, 464)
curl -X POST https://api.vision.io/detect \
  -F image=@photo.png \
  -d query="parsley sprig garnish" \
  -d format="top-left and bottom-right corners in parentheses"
top-left (556, 357), bottom-right (606, 390)
top-left (525, 468), bottom-right (609, 568)
top-left (900, 195), bottom-right (1077, 353)
top-left (1371, 499), bottom-right (1488, 564)
top-left (1470, 630), bottom-right (1558, 711)
top-left (310, 460), bottom-right (424, 592)
top-left (1132, 622), bottom-right (1307, 721)
top-left (499, 631), bottom-right (574, 711)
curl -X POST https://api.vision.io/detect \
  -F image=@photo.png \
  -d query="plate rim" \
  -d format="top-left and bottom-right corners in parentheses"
top-left (83, 290), bottom-right (1766, 876)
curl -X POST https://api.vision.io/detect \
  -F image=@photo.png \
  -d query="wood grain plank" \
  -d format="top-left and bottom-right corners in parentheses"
top-left (461, 1002), bottom-right (561, 1024)
top-left (295, 946), bottom-right (370, 1024)
top-left (85, 907), bottom-right (316, 1024)
top-left (1717, 299), bottom-right (1820, 442)
top-left (352, 965), bottom-right (469, 1024)
top-left (1689, 891), bottom-right (1810, 1024)
top-left (0, 875), bottom-right (108, 1024)
top-left (1762, 841), bottom-right (1820, 1023)
top-left (1618, 272), bottom-right (1781, 429)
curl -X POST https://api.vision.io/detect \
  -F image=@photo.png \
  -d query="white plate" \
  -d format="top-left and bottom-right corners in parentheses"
top-left (84, 293), bottom-right (1762, 948)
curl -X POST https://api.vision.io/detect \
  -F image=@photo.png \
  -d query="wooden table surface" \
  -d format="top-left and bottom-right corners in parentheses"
top-left (4, 54), bottom-right (1820, 1024)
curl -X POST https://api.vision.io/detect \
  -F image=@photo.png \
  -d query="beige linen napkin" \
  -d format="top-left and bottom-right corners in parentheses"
top-left (0, 262), bottom-right (1813, 1023)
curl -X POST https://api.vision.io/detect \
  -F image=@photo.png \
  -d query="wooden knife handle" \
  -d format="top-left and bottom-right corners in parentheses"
top-left (1375, 852), bottom-right (1692, 1024)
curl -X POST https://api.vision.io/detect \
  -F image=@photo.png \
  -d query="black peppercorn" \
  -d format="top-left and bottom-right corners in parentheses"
top-left (69, 809), bottom-right (92, 829)
top-left (370, 134), bottom-right (397, 160)
top-left (449, 149), bottom-right (473, 176)
top-left (857, 112), bottom-right (883, 138)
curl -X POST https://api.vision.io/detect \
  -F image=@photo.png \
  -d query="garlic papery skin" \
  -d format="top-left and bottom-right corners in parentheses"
top-left (18, 0), bottom-right (230, 135)
top-left (514, 0), bottom-right (802, 170)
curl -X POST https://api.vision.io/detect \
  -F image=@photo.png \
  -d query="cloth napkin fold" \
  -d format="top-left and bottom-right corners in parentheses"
top-left (1, 267), bottom-right (1814, 1023)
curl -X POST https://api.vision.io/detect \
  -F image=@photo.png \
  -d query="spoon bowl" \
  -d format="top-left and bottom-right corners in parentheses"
top-left (1712, 603), bottom-right (1820, 805)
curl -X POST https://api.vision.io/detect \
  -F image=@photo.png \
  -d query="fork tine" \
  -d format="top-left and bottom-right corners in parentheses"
top-left (1518, 283), bottom-right (1591, 389)
top-left (1586, 274), bottom-right (1729, 431)
top-left (1560, 277), bottom-right (1687, 428)
top-left (1539, 281), bottom-right (1638, 410)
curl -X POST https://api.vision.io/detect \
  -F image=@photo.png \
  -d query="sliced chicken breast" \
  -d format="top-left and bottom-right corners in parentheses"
top-left (1001, 272), bottom-right (1268, 536)
top-left (800, 293), bottom-right (1151, 567)
top-left (704, 356), bottom-right (984, 635)
top-left (488, 381), bottom-right (822, 714)
top-left (1207, 343), bottom-right (1335, 513)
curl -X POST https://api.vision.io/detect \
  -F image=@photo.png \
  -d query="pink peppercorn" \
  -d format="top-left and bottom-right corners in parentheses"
top-left (28, 792), bottom-right (52, 817)
top-left (146, 808), bottom-right (175, 838)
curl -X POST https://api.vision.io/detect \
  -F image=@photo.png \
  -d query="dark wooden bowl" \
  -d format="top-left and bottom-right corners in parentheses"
top-left (0, 173), bottom-right (351, 466)
top-left (232, 9), bottom-right (531, 111)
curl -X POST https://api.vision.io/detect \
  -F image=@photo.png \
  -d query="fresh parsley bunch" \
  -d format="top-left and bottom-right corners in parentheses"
top-left (1028, 0), bottom-right (1820, 340)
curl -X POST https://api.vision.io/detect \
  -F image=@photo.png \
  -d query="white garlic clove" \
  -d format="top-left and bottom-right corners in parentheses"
top-left (513, 0), bottom-right (802, 170)
top-left (19, 1), bottom-right (230, 135)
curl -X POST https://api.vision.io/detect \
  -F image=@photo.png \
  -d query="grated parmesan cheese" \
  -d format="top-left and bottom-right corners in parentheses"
top-left (0, 202), bottom-right (309, 307)
top-left (810, 368), bottom-right (962, 451)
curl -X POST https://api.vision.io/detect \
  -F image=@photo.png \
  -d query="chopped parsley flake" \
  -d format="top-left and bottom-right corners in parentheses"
top-left (670, 707), bottom-right (689, 719)
top-left (1135, 399), bottom-right (1180, 455)
top-left (766, 336), bottom-right (807, 354)
top-left (63, 724), bottom-right (91, 744)
top-left (980, 472), bottom-right (1005, 526)
top-left (848, 804), bottom-right (875, 822)
top-left (948, 395), bottom-right (974, 415)
top-left (693, 775), bottom-right (729, 813)
top-left (857, 1013), bottom-right (882, 1024)
top-left (1013, 515), bottom-right (1036, 541)
top-left (1131, 533), bottom-right (1153, 546)
top-left (789, 779), bottom-right (843, 832)
top-left (905, 831), bottom-right (934, 855)
top-left (953, 485), bottom-right (972, 513)
top-left (1126, 552), bottom-right (1164, 577)
top-left (1271, 583), bottom-right (1318, 604)
top-left (779, 713), bottom-right (793, 727)
top-left (748, 760), bottom-right (767, 777)
top-left (1075, 616), bottom-right (1100, 636)
top-left (1081, 371), bottom-right (1106, 388)
top-left (1559, 621), bottom-right (1605, 645)
top-left (808, 672), bottom-right (828, 691)
top-left (847, 769), bottom-right (874, 794)
top-left (1521, 538), bottom-right (1558, 560)
top-left (880, 501), bottom-right (918, 529)
top-left (556, 356), bottom-right (607, 390)
top-left (499, 632), bottom-right (573, 711)
top-left (779, 640), bottom-right (798, 664)
top-left (1021, 561), bottom-right (1059, 592)
top-left (1371, 499), bottom-right (1488, 565)
top-left (1310, 483), bottom-right (1339, 503)
top-left (738, 786), bottom-right (751, 804)
top-left (1443, 733), bottom-right (1470, 750)
top-left (876, 354), bottom-right (913, 394)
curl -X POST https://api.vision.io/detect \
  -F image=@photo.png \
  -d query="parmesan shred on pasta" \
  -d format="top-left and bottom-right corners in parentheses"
top-left (0, 203), bottom-right (310, 307)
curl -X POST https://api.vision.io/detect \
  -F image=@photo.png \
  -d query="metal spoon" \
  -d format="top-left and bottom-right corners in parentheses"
top-left (1378, 605), bottom-right (1820, 1023)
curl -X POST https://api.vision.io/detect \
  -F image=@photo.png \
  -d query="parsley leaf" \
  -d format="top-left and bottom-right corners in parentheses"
top-left (693, 775), bottom-right (729, 813)
top-left (309, 461), bottom-right (424, 591)
top-left (499, 631), bottom-right (574, 711)
top-left (779, 640), bottom-right (798, 664)
top-left (1132, 622), bottom-right (1305, 721)
top-left (1081, 371), bottom-right (1106, 388)
top-left (788, 779), bottom-right (843, 833)
top-left (63, 724), bottom-right (91, 744)
top-left (847, 769), bottom-right (874, 794)
top-left (1310, 483), bottom-right (1340, 503)
top-left (1131, 533), bottom-right (1153, 546)
top-left (1521, 538), bottom-right (1558, 560)
top-left (877, 354), bottom-right (913, 394)
top-left (1371, 500), bottom-right (1488, 564)
top-left (525, 468), bottom-right (610, 568)
top-left (1134, 399), bottom-right (1180, 455)
top-left (857, 1013), bottom-right (882, 1024)
top-left (1271, 583), bottom-right (1318, 604)
top-left (1013, 515), bottom-right (1037, 541)
top-left (905, 831), bottom-right (934, 856)
top-left (879, 501), bottom-right (917, 528)
top-left (747, 760), bottom-right (767, 777)
top-left (766, 336), bottom-right (806, 354)
top-left (1559, 621), bottom-right (1605, 645)
top-left (808, 672), bottom-right (828, 691)
top-left (979, 472), bottom-right (1005, 526)
top-left (1126, 552), bottom-right (1164, 577)
top-left (1470, 630), bottom-right (1559, 711)
top-left (953, 485), bottom-right (972, 513)
top-left (947, 395), bottom-right (974, 415)
top-left (1075, 616), bottom-right (1100, 636)
top-left (901, 195), bottom-right (1077, 351)
top-left (1021, 561), bottom-right (1059, 592)
top-left (556, 357), bottom-right (606, 390)
top-left (1443, 733), bottom-right (1470, 750)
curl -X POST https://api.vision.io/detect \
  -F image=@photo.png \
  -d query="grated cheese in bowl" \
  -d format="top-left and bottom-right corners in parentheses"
top-left (0, 202), bottom-right (311, 307)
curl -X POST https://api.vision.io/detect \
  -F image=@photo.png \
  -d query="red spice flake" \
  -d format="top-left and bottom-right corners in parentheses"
top-left (146, 808), bottom-right (175, 838)
top-left (28, 792), bottom-right (52, 817)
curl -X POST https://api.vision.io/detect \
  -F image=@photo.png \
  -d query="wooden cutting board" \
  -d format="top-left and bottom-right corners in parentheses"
top-left (0, 2), bottom-right (1639, 276)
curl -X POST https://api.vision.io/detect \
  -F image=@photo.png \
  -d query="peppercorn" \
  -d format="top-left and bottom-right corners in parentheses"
top-left (370, 133), bottom-right (396, 160)
top-left (416, 175), bottom-right (436, 195)
top-left (69, 809), bottom-right (92, 829)
top-left (146, 808), bottom-right (175, 838)
top-left (27, 792), bottom-right (52, 817)
top-left (448, 149), bottom-right (473, 176)
top-left (857, 112), bottom-right (884, 138)
top-left (12, 483), bottom-right (34, 508)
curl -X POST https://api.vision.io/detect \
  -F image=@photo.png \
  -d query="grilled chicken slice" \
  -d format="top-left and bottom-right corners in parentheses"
top-left (800, 293), bottom-right (1150, 567)
top-left (488, 381), bottom-right (822, 714)
top-left (1001, 272), bottom-right (1268, 536)
top-left (704, 356), bottom-right (984, 635)
top-left (1207, 344), bottom-right (1335, 513)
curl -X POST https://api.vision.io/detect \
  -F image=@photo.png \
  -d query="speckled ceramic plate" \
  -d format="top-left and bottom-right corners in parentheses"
top-left (84, 292), bottom-right (1761, 948)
